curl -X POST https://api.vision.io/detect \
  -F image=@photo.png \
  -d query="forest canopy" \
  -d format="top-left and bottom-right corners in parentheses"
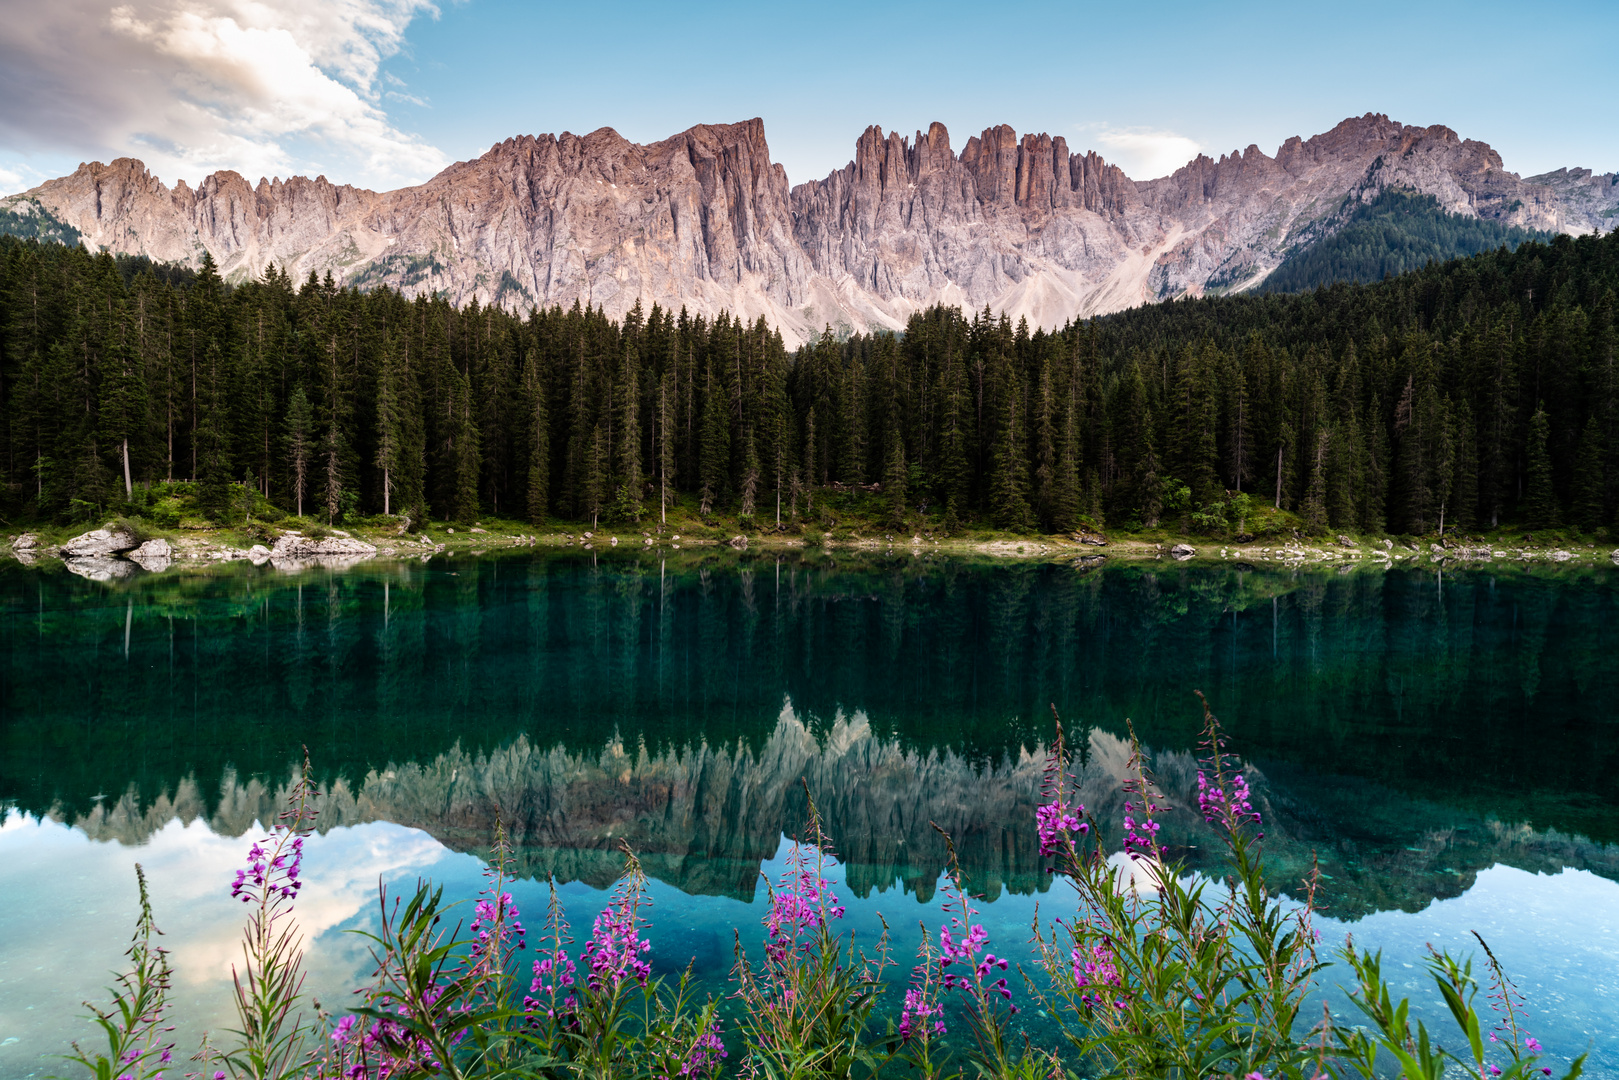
top-left (0, 227), bottom-right (1614, 537)
top-left (1258, 187), bottom-right (1553, 295)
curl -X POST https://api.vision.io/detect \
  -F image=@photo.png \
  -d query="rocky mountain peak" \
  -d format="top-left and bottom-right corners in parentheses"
top-left (6, 113), bottom-right (1614, 346)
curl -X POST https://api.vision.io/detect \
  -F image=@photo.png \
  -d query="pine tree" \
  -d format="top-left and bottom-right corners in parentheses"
top-left (1570, 415), bottom-right (1606, 531)
top-left (98, 313), bottom-right (146, 500)
top-left (698, 362), bottom-right (729, 515)
top-left (1050, 400), bottom-right (1082, 533)
top-left (883, 426), bottom-right (907, 527)
top-left (1171, 342), bottom-right (1222, 510)
top-left (375, 334), bottom-right (404, 517)
top-left (801, 406), bottom-right (817, 517)
top-left (1226, 344), bottom-right (1253, 494)
top-left (988, 370), bottom-right (1033, 531)
top-left (585, 423), bottom-right (608, 529)
top-left (1520, 404), bottom-right (1559, 529)
top-left (195, 338), bottom-right (234, 517)
top-left (614, 337), bottom-right (643, 518)
top-left (1302, 427), bottom-right (1329, 534)
top-left (449, 366), bottom-right (480, 524)
top-left (841, 346), bottom-right (867, 485)
top-left (1032, 355), bottom-right (1057, 525)
top-left (523, 348), bottom-right (549, 525)
top-left (1110, 359), bottom-right (1158, 527)
top-left (936, 344), bottom-right (972, 522)
top-left (1450, 398), bottom-right (1479, 532)
top-left (738, 432), bottom-right (760, 521)
top-left (657, 370), bottom-right (676, 527)
top-left (285, 385), bottom-right (314, 519)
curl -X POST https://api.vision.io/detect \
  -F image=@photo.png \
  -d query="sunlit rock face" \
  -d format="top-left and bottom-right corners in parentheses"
top-left (8, 115), bottom-right (1613, 347)
top-left (62, 705), bottom-right (1619, 920)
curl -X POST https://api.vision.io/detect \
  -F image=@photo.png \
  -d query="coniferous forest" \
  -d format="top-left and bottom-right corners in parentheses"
top-left (1258, 188), bottom-right (1553, 295)
top-left (0, 228), bottom-right (1615, 537)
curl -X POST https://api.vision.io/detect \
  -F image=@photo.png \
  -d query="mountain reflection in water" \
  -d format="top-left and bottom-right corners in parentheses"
top-left (53, 707), bottom-right (1619, 921)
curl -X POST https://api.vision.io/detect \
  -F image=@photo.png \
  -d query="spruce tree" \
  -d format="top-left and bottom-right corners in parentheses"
top-left (883, 426), bottom-right (907, 527)
top-left (1050, 401), bottom-right (1082, 533)
top-left (1521, 404), bottom-right (1559, 529)
top-left (698, 363), bottom-right (729, 515)
top-left (615, 338), bottom-right (643, 518)
top-left (523, 348), bottom-right (549, 525)
top-left (285, 385), bottom-right (314, 519)
top-left (585, 423), bottom-right (608, 529)
top-left (375, 335), bottom-right (404, 517)
top-left (449, 367), bottom-right (480, 525)
top-left (657, 370), bottom-right (676, 527)
top-left (1570, 415), bottom-right (1606, 531)
top-left (98, 318), bottom-right (146, 500)
top-left (1302, 427), bottom-right (1329, 534)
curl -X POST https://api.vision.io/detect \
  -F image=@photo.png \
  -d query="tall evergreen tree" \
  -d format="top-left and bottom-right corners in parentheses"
top-left (1570, 415), bottom-right (1606, 531)
top-left (285, 385), bottom-right (314, 519)
top-left (1521, 404), bottom-right (1559, 529)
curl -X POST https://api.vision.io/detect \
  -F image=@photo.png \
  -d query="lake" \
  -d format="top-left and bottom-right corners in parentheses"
top-left (2, 551), bottom-right (1617, 1077)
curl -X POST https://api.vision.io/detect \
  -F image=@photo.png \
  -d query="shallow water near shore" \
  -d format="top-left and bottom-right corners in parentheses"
top-left (2, 552), bottom-right (1617, 1077)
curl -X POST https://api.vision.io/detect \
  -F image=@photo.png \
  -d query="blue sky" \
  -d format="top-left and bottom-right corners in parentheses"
top-left (1, 0), bottom-right (1614, 195)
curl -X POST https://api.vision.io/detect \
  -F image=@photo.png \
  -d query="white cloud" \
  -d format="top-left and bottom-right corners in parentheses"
top-left (0, 0), bottom-right (448, 190)
top-left (1085, 125), bottom-right (1205, 181)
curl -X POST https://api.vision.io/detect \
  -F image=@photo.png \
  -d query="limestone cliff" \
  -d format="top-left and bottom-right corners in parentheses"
top-left (6, 114), bottom-right (1614, 347)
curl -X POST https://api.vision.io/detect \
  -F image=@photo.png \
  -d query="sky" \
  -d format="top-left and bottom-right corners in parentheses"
top-left (1, 0), bottom-right (1615, 197)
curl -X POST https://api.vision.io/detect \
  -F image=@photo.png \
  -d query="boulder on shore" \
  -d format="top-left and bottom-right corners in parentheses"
top-left (1169, 543), bottom-right (1196, 561)
top-left (61, 526), bottom-right (139, 557)
top-left (129, 538), bottom-right (171, 559)
top-left (270, 533), bottom-right (377, 559)
top-left (268, 532), bottom-right (378, 571)
top-left (126, 537), bottom-right (173, 572)
top-left (11, 533), bottom-right (39, 551)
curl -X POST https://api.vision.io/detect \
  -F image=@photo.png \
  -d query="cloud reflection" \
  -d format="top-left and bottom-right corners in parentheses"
top-left (0, 809), bottom-right (470, 1074)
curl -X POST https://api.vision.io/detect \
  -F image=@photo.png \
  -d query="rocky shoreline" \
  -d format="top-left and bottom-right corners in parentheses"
top-left (3, 522), bottom-right (1618, 579)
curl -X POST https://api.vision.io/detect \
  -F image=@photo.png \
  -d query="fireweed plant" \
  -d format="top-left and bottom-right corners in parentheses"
top-left (727, 784), bottom-right (891, 1080)
top-left (212, 753), bottom-right (320, 1080)
top-left (64, 706), bottom-right (1590, 1080)
top-left (61, 864), bottom-right (177, 1080)
top-left (315, 831), bottom-right (724, 1080)
top-left (1028, 698), bottom-right (1326, 1077)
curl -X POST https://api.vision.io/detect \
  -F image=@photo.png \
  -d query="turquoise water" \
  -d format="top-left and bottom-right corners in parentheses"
top-left (1, 552), bottom-right (1617, 1076)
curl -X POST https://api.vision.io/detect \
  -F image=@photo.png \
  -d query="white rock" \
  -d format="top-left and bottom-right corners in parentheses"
top-left (270, 533), bottom-right (378, 559)
top-left (61, 526), bottom-right (139, 557)
top-left (12, 533), bottom-right (39, 551)
top-left (129, 538), bottom-right (171, 559)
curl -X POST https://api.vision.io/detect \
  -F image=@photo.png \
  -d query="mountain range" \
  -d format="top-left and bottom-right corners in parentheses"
top-left (3, 113), bottom-right (1615, 346)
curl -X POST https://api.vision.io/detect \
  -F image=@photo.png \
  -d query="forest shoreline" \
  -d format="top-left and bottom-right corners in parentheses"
top-left (5, 519), bottom-right (1617, 577)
